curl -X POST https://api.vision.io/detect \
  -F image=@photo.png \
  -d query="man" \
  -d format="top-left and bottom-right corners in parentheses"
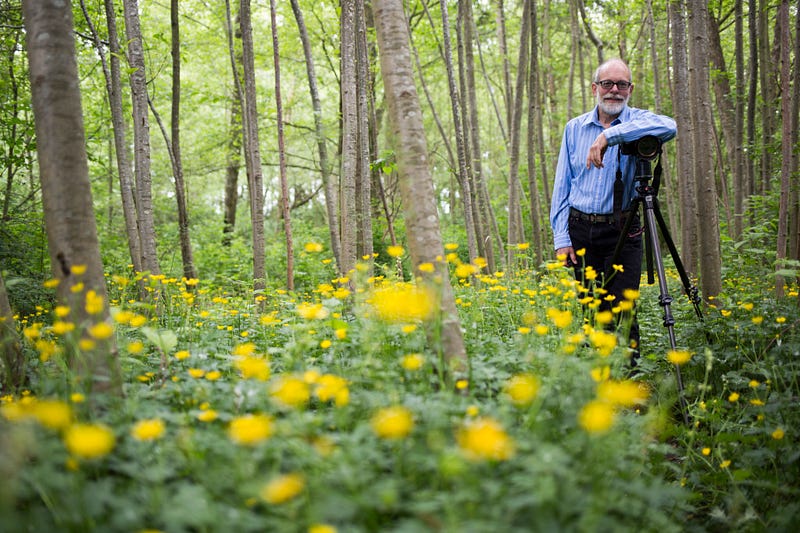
top-left (550, 58), bottom-right (676, 368)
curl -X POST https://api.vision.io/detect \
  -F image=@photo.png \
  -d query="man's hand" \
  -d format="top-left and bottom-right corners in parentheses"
top-left (556, 246), bottom-right (578, 267)
top-left (586, 132), bottom-right (609, 169)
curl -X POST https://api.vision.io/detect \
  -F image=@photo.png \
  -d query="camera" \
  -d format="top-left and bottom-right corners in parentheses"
top-left (620, 135), bottom-right (662, 160)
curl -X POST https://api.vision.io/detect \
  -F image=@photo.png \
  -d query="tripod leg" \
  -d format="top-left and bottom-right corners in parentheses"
top-left (651, 198), bottom-right (704, 320)
top-left (642, 196), bottom-right (690, 426)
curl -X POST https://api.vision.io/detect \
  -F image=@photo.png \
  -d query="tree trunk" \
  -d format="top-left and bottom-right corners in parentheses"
top-left (169, 0), bottom-right (197, 282)
top-left (222, 1), bottom-right (243, 247)
top-left (707, 13), bottom-right (739, 241)
top-left (0, 270), bottom-right (24, 390)
top-left (22, 0), bottom-right (121, 394)
top-left (746, 0), bottom-right (758, 199)
top-left (355, 0), bottom-right (373, 265)
top-left (79, 0), bottom-right (144, 286)
top-left (688, 0), bottom-right (722, 298)
top-left (270, 0), bottom-right (294, 291)
top-left (441, 0), bottom-right (478, 263)
top-left (340, 0), bottom-right (358, 278)
top-left (123, 0), bottom-right (161, 276)
top-left (461, 0), bottom-right (496, 272)
top-left (495, 0), bottom-right (512, 145)
top-left (290, 0), bottom-right (341, 268)
top-left (669, 0), bottom-right (696, 276)
top-left (374, 0), bottom-right (468, 378)
top-left (239, 0), bottom-right (267, 295)
top-left (775, 0), bottom-right (791, 298)
top-left (733, 0), bottom-right (746, 239)
top-left (527, 0), bottom-right (543, 266)
top-left (506, 0), bottom-right (531, 262)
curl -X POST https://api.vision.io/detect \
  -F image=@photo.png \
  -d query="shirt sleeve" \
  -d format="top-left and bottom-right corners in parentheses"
top-left (550, 126), bottom-right (574, 250)
top-left (603, 109), bottom-right (677, 146)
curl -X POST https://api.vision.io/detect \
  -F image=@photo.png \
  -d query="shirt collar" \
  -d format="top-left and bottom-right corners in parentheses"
top-left (580, 105), bottom-right (631, 128)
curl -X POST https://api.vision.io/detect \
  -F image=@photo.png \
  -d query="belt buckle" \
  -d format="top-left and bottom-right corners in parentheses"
top-left (588, 213), bottom-right (598, 223)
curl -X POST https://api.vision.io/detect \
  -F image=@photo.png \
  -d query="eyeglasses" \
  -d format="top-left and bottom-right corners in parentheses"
top-left (595, 79), bottom-right (632, 91)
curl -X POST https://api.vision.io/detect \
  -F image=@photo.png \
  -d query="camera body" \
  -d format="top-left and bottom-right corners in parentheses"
top-left (620, 135), bottom-right (662, 160)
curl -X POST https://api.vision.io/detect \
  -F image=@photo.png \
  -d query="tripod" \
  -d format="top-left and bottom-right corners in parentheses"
top-left (610, 149), bottom-right (703, 425)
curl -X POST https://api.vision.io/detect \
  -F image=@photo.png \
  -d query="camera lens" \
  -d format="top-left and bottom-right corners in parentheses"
top-left (637, 136), bottom-right (660, 159)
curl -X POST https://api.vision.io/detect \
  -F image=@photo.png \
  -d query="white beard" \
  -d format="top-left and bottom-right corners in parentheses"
top-left (596, 93), bottom-right (629, 117)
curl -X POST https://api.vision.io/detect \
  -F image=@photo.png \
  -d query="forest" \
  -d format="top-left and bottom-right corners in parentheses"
top-left (0, 0), bottom-right (799, 531)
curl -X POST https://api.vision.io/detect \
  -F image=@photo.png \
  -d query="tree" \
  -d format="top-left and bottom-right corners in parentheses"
top-left (238, 0), bottom-right (267, 296)
top-left (669, 0), bottom-right (696, 276)
top-left (775, 0), bottom-right (792, 298)
top-left (290, 0), bottom-right (341, 268)
top-left (222, 0), bottom-right (244, 247)
top-left (340, 0), bottom-right (359, 278)
top-left (270, 0), bottom-right (295, 291)
top-left (22, 0), bottom-right (120, 394)
top-left (374, 0), bottom-right (468, 380)
top-left (0, 270), bottom-right (24, 390)
top-left (687, 0), bottom-right (722, 298)
top-left (123, 0), bottom-right (161, 276)
top-left (80, 0), bottom-right (144, 284)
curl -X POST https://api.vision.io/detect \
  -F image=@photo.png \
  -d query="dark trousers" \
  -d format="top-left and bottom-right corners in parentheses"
top-left (568, 213), bottom-right (643, 366)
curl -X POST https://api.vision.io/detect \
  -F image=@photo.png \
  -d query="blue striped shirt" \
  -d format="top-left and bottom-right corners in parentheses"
top-left (550, 105), bottom-right (677, 250)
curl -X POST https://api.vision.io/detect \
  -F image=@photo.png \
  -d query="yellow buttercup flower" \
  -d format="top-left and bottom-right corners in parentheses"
top-left (296, 302), bottom-right (330, 320)
top-left (270, 375), bottom-right (311, 409)
top-left (88, 322), bottom-right (114, 340)
top-left (309, 524), bottom-right (337, 533)
top-left (772, 427), bottom-right (785, 440)
top-left (369, 283), bottom-right (435, 323)
top-left (400, 353), bottom-right (424, 371)
top-left (260, 473), bottom-right (304, 505)
top-left (314, 374), bottom-right (349, 406)
top-left (64, 423), bottom-right (116, 459)
top-left (235, 356), bottom-right (270, 381)
top-left (304, 242), bottom-right (324, 253)
top-left (228, 414), bottom-right (274, 446)
top-left (503, 374), bottom-right (540, 407)
top-left (131, 419), bottom-right (166, 441)
top-left (596, 380), bottom-right (649, 407)
top-left (578, 400), bottom-right (615, 434)
top-left (371, 406), bottom-right (414, 439)
top-left (457, 417), bottom-right (515, 461)
top-left (667, 349), bottom-right (692, 365)
top-left (85, 290), bottom-right (105, 315)
top-left (31, 399), bottom-right (73, 430)
top-left (386, 245), bottom-right (404, 258)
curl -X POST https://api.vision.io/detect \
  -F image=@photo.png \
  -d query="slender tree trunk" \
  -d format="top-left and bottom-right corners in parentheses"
top-left (495, 0), bottom-right (512, 146)
top-left (688, 0), bottom-right (722, 298)
top-left (222, 1), bottom-right (243, 246)
top-left (355, 0), bottom-right (373, 265)
top-left (775, 0), bottom-right (791, 297)
top-left (2, 31), bottom-right (20, 222)
top-left (169, 0), bottom-right (197, 282)
top-left (746, 0), bottom-right (758, 199)
top-left (506, 0), bottom-right (531, 262)
top-left (758, 0), bottom-right (775, 195)
top-left (790, 0), bottom-right (800, 268)
top-left (123, 0), bottom-right (161, 276)
top-left (79, 0), bottom-right (144, 285)
top-left (578, 0), bottom-right (604, 63)
top-left (708, 13), bottom-right (739, 241)
top-left (0, 271), bottom-right (24, 390)
top-left (340, 0), bottom-right (358, 278)
top-left (441, 0), bottom-right (478, 263)
top-left (669, 0), bottom-right (696, 276)
top-left (527, 0), bottom-right (543, 266)
top-left (239, 0), bottom-right (266, 294)
top-left (374, 0), bottom-right (468, 379)
top-left (733, 0), bottom-right (746, 239)
top-left (270, 0), bottom-right (294, 291)
top-left (23, 0), bottom-right (121, 394)
top-left (290, 0), bottom-right (341, 268)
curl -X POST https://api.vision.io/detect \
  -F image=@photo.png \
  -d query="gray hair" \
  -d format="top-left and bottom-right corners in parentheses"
top-left (592, 58), bottom-right (632, 82)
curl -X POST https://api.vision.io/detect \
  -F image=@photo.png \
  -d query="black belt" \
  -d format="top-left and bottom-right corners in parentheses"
top-left (569, 207), bottom-right (630, 224)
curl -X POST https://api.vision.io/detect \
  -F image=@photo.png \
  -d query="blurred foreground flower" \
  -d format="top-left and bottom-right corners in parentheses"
top-left (503, 374), bottom-right (540, 407)
top-left (64, 423), bottom-right (116, 459)
top-left (457, 417), bottom-right (515, 461)
top-left (369, 283), bottom-right (435, 323)
top-left (131, 419), bottom-right (166, 441)
top-left (228, 414), bottom-right (274, 446)
top-left (578, 400), bottom-right (615, 434)
top-left (270, 375), bottom-right (311, 409)
top-left (371, 406), bottom-right (414, 440)
top-left (260, 473), bottom-right (305, 504)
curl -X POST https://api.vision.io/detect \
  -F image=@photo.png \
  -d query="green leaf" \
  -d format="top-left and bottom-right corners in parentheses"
top-left (141, 327), bottom-right (178, 354)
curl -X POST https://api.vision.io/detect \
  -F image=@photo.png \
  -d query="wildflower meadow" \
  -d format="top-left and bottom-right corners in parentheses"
top-left (1, 241), bottom-right (798, 533)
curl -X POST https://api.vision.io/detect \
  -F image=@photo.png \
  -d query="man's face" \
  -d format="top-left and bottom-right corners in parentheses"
top-left (592, 63), bottom-right (633, 118)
